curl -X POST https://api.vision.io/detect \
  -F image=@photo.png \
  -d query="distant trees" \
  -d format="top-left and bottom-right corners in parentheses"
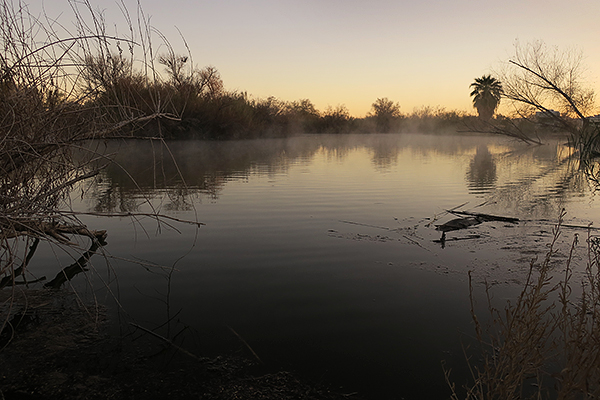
top-left (284, 99), bottom-right (320, 132)
top-left (470, 75), bottom-right (503, 120)
top-left (313, 105), bottom-right (353, 133)
top-left (368, 97), bottom-right (402, 132)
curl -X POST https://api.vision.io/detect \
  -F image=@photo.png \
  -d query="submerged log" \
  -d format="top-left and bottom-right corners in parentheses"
top-left (434, 209), bottom-right (519, 247)
top-left (44, 240), bottom-right (103, 289)
top-left (435, 217), bottom-right (483, 233)
top-left (435, 217), bottom-right (483, 246)
top-left (446, 210), bottom-right (519, 224)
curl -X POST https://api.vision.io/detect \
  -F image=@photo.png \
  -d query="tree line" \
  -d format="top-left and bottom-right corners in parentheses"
top-left (81, 52), bottom-right (479, 139)
top-left (59, 44), bottom-right (600, 146)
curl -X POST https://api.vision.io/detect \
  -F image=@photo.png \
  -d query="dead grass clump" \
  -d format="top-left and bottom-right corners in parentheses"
top-left (448, 210), bottom-right (600, 399)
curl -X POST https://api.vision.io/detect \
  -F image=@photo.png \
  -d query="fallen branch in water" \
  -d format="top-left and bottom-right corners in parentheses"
top-left (402, 235), bottom-right (430, 252)
top-left (45, 239), bottom-right (104, 289)
top-left (0, 219), bottom-right (107, 244)
top-left (446, 210), bottom-right (519, 224)
top-left (550, 222), bottom-right (600, 231)
top-left (425, 202), bottom-right (469, 228)
top-left (339, 220), bottom-right (389, 230)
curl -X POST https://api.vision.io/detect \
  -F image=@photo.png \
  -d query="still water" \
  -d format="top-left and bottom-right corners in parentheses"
top-left (38, 133), bottom-right (600, 398)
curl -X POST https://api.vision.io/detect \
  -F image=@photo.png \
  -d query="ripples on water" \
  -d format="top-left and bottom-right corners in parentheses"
top-left (46, 133), bottom-right (600, 398)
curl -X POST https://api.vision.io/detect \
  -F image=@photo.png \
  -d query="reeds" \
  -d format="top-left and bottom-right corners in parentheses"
top-left (449, 210), bottom-right (600, 399)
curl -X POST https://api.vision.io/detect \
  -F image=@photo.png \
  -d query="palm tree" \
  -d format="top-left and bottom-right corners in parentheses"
top-left (470, 75), bottom-right (503, 120)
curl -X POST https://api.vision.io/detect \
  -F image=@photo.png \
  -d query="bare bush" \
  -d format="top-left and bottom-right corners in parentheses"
top-left (0, 0), bottom-right (193, 335)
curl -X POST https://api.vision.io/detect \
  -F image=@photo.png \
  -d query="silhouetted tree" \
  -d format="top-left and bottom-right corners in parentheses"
top-left (315, 105), bottom-right (353, 133)
top-left (284, 99), bottom-right (320, 132)
top-left (159, 53), bottom-right (189, 88)
top-left (500, 41), bottom-right (597, 153)
top-left (470, 75), bottom-right (503, 120)
top-left (368, 97), bottom-right (401, 132)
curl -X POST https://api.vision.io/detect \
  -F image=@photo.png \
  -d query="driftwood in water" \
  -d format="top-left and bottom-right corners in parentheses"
top-left (0, 218), bottom-right (109, 289)
top-left (434, 210), bottom-right (518, 246)
top-left (45, 238), bottom-right (105, 289)
top-left (435, 217), bottom-right (483, 233)
top-left (446, 210), bottom-right (519, 224)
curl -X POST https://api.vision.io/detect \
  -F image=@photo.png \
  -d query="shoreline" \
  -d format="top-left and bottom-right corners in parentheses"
top-left (0, 288), bottom-right (359, 400)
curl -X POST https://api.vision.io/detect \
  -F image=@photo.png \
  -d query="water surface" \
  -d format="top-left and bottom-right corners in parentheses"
top-left (34, 133), bottom-right (600, 399)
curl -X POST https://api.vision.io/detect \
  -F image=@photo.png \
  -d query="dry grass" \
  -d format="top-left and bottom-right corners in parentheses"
top-left (448, 210), bottom-right (600, 399)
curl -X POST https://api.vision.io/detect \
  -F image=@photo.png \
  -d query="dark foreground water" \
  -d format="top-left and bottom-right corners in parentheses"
top-left (30, 133), bottom-right (600, 399)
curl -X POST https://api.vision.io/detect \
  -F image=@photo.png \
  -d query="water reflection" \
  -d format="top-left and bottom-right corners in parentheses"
top-left (483, 145), bottom-right (588, 219)
top-left (466, 145), bottom-right (497, 195)
top-left (80, 133), bottom-right (592, 221)
top-left (85, 138), bottom-right (318, 212)
top-left (68, 132), bottom-right (600, 400)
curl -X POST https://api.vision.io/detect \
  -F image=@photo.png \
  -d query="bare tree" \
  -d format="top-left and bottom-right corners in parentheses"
top-left (498, 41), bottom-right (598, 152)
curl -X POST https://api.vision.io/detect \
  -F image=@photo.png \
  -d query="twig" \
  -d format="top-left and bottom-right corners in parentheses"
top-left (433, 234), bottom-right (481, 243)
top-left (402, 235), bottom-right (430, 251)
top-left (55, 211), bottom-right (205, 227)
top-left (129, 322), bottom-right (204, 363)
top-left (227, 326), bottom-right (264, 364)
top-left (425, 202), bottom-right (469, 227)
top-left (339, 220), bottom-right (389, 231)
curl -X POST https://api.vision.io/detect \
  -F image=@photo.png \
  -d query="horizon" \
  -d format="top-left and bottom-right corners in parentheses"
top-left (33, 0), bottom-right (600, 117)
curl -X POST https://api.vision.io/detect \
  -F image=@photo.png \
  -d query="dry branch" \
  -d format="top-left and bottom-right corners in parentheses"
top-left (446, 209), bottom-right (519, 224)
top-left (0, 219), bottom-right (107, 244)
top-left (45, 239), bottom-right (103, 289)
top-left (129, 322), bottom-right (205, 363)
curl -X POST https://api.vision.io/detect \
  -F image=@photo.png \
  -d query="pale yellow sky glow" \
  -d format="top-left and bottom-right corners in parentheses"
top-left (39, 0), bottom-right (600, 117)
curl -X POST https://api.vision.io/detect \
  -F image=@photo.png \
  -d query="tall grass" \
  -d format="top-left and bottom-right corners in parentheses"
top-left (449, 211), bottom-right (600, 399)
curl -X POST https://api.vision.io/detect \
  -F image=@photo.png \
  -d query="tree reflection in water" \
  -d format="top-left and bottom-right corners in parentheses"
top-left (466, 145), bottom-right (497, 194)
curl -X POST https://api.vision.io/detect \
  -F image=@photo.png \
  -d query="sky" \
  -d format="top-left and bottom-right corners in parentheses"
top-left (39, 0), bottom-right (600, 117)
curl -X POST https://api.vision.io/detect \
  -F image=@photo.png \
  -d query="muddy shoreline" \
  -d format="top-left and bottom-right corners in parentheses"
top-left (0, 289), bottom-right (358, 400)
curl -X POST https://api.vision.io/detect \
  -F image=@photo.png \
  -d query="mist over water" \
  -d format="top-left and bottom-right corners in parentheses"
top-left (47, 133), bottom-right (600, 399)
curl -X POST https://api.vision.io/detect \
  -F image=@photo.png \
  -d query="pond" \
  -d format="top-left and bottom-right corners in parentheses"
top-left (33, 133), bottom-right (600, 399)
